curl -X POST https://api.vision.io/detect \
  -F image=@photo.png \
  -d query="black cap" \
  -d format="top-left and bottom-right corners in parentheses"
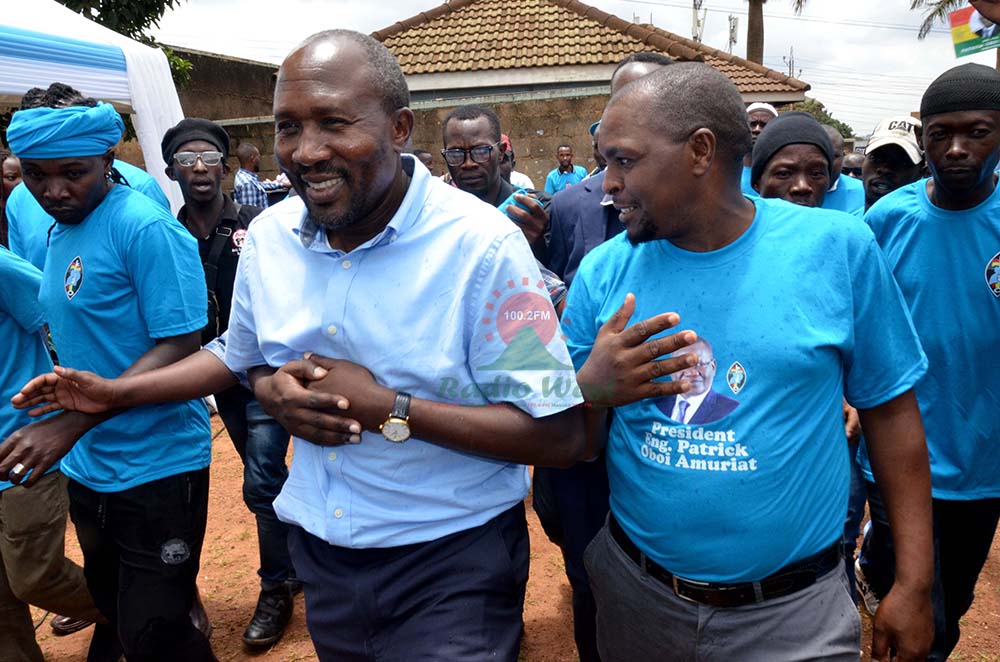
top-left (161, 118), bottom-right (230, 163)
top-left (750, 112), bottom-right (834, 186)
top-left (920, 63), bottom-right (1000, 119)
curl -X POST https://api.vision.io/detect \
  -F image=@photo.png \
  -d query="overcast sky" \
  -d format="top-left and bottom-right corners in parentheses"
top-left (152, 0), bottom-right (996, 136)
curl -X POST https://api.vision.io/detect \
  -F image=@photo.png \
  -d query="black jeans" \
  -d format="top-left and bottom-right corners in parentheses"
top-left (288, 503), bottom-right (529, 662)
top-left (861, 480), bottom-right (1000, 660)
top-left (215, 385), bottom-right (293, 590)
top-left (68, 468), bottom-right (214, 662)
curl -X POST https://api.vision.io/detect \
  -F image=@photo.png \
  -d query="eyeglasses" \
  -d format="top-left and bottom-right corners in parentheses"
top-left (173, 151), bottom-right (224, 167)
top-left (440, 142), bottom-right (500, 167)
top-left (843, 167), bottom-right (862, 176)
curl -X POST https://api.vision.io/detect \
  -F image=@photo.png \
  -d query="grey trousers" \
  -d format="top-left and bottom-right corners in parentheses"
top-left (584, 522), bottom-right (861, 662)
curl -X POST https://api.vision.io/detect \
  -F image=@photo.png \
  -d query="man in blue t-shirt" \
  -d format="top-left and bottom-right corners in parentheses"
top-left (544, 144), bottom-right (587, 194)
top-left (821, 124), bottom-right (865, 213)
top-left (563, 62), bottom-right (934, 661)
top-left (740, 102), bottom-right (778, 198)
top-left (0, 248), bottom-right (105, 662)
top-left (0, 84), bottom-right (214, 662)
top-left (857, 63), bottom-right (1000, 661)
top-left (860, 116), bottom-right (924, 214)
top-left (751, 111), bottom-right (836, 208)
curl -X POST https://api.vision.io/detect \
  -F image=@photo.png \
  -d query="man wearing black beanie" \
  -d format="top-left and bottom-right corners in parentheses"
top-left (162, 119), bottom-right (299, 648)
top-left (750, 111), bottom-right (836, 208)
top-left (857, 62), bottom-right (1000, 661)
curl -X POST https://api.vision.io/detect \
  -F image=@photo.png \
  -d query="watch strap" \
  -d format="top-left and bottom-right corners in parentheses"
top-left (391, 392), bottom-right (411, 420)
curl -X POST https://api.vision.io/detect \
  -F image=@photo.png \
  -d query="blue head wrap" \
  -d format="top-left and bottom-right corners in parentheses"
top-left (7, 102), bottom-right (124, 159)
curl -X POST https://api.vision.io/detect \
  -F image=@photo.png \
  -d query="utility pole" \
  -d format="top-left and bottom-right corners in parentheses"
top-left (692, 0), bottom-right (707, 42)
top-left (727, 14), bottom-right (738, 54)
top-left (782, 46), bottom-right (802, 78)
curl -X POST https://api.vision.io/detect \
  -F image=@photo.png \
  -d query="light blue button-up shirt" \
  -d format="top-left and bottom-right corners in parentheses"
top-left (225, 156), bottom-right (581, 547)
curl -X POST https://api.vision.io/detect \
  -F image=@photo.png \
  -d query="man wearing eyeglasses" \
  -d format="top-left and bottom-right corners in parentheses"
top-left (653, 338), bottom-right (737, 425)
top-left (161, 118), bottom-right (298, 648)
top-left (442, 105), bottom-right (551, 262)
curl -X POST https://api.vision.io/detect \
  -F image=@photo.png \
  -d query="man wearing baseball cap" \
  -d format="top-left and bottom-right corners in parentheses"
top-left (860, 116), bottom-right (924, 212)
top-left (858, 62), bottom-right (1000, 660)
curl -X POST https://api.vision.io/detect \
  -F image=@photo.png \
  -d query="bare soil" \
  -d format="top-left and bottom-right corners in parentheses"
top-left (35, 417), bottom-right (1000, 661)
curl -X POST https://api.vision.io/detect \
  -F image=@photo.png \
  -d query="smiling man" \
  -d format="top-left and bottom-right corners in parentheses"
top-left (857, 63), bottom-right (1000, 661)
top-left (222, 30), bottom-right (584, 661)
top-left (562, 62), bottom-right (934, 662)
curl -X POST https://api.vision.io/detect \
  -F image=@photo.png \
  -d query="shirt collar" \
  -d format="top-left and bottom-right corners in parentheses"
top-left (295, 154), bottom-right (427, 252)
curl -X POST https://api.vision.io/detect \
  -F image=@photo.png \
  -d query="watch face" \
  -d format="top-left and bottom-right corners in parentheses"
top-left (382, 419), bottom-right (410, 443)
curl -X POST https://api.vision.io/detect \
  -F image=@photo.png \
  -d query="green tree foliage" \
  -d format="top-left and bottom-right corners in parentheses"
top-left (788, 97), bottom-right (857, 137)
top-left (56, 0), bottom-right (192, 85)
top-left (746, 0), bottom-right (808, 65)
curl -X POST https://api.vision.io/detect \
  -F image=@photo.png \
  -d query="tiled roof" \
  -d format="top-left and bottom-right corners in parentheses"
top-left (371, 0), bottom-right (808, 95)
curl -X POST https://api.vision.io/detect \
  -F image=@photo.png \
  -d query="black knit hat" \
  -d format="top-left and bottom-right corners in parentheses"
top-left (920, 63), bottom-right (1000, 119)
top-left (750, 112), bottom-right (834, 186)
top-left (160, 118), bottom-right (231, 163)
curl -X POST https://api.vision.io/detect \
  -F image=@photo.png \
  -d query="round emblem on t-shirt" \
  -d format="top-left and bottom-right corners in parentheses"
top-left (232, 228), bottom-right (247, 252)
top-left (985, 251), bottom-right (1000, 299)
top-left (64, 256), bottom-right (84, 300)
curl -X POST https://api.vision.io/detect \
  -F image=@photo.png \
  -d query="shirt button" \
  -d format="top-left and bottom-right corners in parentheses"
top-left (334, 508), bottom-right (344, 519)
top-left (327, 325), bottom-right (337, 335)
top-left (328, 451), bottom-right (337, 461)
top-left (342, 260), bottom-right (352, 269)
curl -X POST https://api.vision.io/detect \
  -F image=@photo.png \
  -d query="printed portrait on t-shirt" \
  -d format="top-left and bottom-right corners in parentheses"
top-left (653, 337), bottom-right (740, 425)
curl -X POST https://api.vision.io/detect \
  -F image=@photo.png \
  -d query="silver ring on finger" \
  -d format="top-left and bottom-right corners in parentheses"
top-left (9, 462), bottom-right (26, 477)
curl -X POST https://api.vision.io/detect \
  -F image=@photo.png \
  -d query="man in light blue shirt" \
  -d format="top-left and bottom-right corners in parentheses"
top-left (544, 144), bottom-right (588, 194)
top-left (224, 30), bottom-right (584, 661)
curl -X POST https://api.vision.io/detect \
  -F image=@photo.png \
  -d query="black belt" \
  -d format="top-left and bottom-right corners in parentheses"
top-left (608, 514), bottom-right (841, 608)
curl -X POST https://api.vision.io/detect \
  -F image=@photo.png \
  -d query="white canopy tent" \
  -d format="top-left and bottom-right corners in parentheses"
top-left (0, 0), bottom-right (184, 211)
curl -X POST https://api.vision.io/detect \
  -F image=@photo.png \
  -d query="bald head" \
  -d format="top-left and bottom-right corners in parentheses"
top-left (823, 124), bottom-right (846, 179)
top-left (282, 30), bottom-right (409, 114)
top-left (611, 62), bottom-right (751, 168)
top-left (611, 52), bottom-right (674, 95)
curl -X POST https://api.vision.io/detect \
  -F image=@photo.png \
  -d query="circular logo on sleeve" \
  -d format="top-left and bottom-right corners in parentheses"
top-left (986, 252), bottom-right (1000, 299)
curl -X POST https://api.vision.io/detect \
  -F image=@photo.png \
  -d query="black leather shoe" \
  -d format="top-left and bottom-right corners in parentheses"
top-left (242, 585), bottom-right (293, 648)
top-left (190, 587), bottom-right (213, 640)
top-left (50, 614), bottom-right (94, 636)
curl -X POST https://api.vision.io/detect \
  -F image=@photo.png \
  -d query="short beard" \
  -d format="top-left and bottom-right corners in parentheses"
top-left (626, 214), bottom-right (659, 246)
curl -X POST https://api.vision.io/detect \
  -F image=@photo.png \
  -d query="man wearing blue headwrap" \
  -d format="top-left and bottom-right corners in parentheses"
top-left (0, 84), bottom-right (215, 662)
top-left (5, 84), bottom-right (170, 271)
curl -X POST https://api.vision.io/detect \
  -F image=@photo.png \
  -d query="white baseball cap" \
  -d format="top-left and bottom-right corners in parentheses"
top-left (865, 116), bottom-right (922, 165)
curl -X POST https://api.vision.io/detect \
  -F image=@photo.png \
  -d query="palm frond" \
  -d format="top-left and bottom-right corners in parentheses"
top-left (910, 0), bottom-right (967, 39)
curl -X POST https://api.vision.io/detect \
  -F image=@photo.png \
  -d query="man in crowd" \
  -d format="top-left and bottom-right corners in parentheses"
top-left (545, 144), bottom-right (587, 194)
top-left (540, 51), bottom-right (671, 662)
top-left (821, 124), bottom-right (865, 213)
top-left (411, 148), bottom-right (434, 175)
top-left (741, 102), bottom-right (778, 196)
top-left (233, 142), bottom-right (286, 208)
top-left (588, 121), bottom-right (606, 177)
top-left (499, 134), bottom-right (535, 189)
top-left (220, 30), bottom-right (584, 660)
top-left (857, 62), bottom-right (1000, 661)
top-left (563, 62), bottom-right (934, 662)
top-left (161, 118), bottom-right (298, 648)
top-left (0, 85), bottom-right (214, 662)
top-left (842, 151), bottom-right (864, 179)
top-left (859, 116), bottom-right (924, 213)
top-left (5, 86), bottom-right (169, 272)
top-left (751, 111), bottom-right (835, 207)
top-left (0, 246), bottom-right (106, 662)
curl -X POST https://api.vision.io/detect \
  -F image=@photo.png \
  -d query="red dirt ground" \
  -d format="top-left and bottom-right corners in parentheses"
top-left (34, 417), bottom-right (1000, 661)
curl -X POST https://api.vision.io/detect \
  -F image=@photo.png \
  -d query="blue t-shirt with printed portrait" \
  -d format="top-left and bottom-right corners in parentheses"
top-left (860, 178), bottom-right (1000, 499)
top-left (39, 185), bottom-right (210, 493)
top-left (562, 196), bottom-right (926, 583)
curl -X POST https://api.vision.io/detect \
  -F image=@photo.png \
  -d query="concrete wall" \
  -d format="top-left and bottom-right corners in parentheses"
top-left (171, 48), bottom-right (277, 121)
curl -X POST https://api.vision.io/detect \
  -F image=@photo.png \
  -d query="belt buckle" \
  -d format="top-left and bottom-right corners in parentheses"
top-left (671, 575), bottom-right (711, 604)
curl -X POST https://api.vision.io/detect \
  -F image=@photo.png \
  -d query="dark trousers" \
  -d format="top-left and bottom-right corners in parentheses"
top-left (215, 385), bottom-right (293, 589)
top-left (288, 503), bottom-right (529, 662)
top-left (860, 480), bottom-right (1000, 661)
top-left (532, 456), bottom-right (610, 662)
top-left (68, 468), bottom-right (214, 662)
